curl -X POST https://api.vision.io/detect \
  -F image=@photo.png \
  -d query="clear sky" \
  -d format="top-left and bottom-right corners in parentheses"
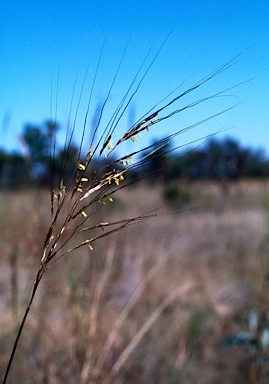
top-left (1, 0), bottom-right (269, 156)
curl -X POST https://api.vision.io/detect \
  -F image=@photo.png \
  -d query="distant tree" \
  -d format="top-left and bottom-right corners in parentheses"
top-left (245, 148), bottom-right (269, 177)
top-left (179, 137), bottom-right (250, 181)
top-left (23, 124), bottom-right (49, 163)
top-left (45, 120), bottom-right (60, 143)
top-left (221, 138), bottom-right (247, 179)
top-left (148, 136), bottom-right (269, 182)
top-left (196, 139), bottom-right (222, 179)
top-left (0, 149), bottom-right (27, 188)
top-left (22, 121), bottom-right (59, 183)
top-left (53, 143), bottom-right (78, 185)
top-left (182, 149), bottom-right (207, 179)
top-left (143, 139), bottom-right (171, 182)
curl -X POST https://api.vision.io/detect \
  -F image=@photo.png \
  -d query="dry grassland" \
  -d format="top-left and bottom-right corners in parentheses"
top-left (1, 180), bottom-right (269, 383)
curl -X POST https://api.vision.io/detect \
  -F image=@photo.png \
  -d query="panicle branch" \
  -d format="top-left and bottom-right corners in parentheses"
top-left (41, 48), bottom-right (245, 270)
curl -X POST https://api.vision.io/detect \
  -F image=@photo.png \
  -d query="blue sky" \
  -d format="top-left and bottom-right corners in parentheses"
top-left (1, 0), bottom-right (269, 156)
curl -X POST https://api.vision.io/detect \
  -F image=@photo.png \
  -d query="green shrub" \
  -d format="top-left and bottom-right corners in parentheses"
top-left (162, 184), bottom-right (191, 207)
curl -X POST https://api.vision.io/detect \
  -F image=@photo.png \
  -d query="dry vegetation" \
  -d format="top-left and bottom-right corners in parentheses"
top-left (1, 179), bottom-right (269, 383)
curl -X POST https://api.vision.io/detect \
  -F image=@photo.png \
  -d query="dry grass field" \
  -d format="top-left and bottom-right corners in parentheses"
top-left (1, 180), bottom-right (269, 383)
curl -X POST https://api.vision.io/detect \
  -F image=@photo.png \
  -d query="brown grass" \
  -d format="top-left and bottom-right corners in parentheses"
top-left (1, 179), bottom-right (269, 383)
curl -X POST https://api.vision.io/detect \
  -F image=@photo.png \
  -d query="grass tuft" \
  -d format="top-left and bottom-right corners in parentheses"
top-left (2, 42), bottom-right (246, 383)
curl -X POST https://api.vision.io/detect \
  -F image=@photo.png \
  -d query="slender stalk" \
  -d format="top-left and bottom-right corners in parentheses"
top-left (3, 265), bottom-right (44, 384)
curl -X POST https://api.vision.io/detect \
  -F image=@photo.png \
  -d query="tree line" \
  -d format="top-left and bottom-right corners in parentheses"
top-left (147, 137), bottom-right (269, 182)
top-left (1, 120), bottom-right (269, 189)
